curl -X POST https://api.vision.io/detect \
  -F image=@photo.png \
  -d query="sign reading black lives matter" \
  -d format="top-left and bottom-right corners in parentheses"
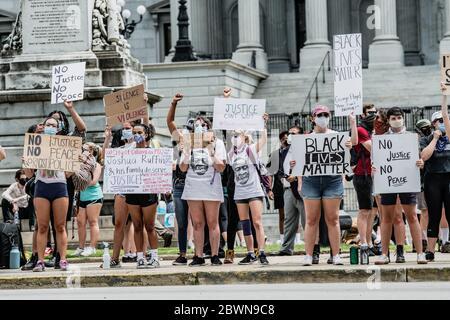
top-left (334, 33), bottom-right (363, 116)
top-left (372, 134), bottom-right (421, 194)
top-left (51, 62), bottom-right (86, 104)
top-left (291, 133), bottom-right (351, 176)
top-left (213, 98), bottom-right (266, 131)
top-left (22, 133), bottom-right (82, 172)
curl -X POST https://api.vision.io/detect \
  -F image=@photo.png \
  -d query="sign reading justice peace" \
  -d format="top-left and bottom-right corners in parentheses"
top-left (213, 98), bottom-right (266, 131)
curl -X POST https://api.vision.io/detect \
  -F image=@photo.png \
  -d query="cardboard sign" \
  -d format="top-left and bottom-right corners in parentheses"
top-left (291, 133), bottom-right (351, 176)
top-left (103, 148), bottom-right (173, 194)
top-left (182, 132), bottom-right (214, 150)
top-left (441, 54), bottom-right (450, 95)
top-left (372, 134), bottom-right (421, 194)
top-left (22, 134), bottom-right (82, 172)
top-left (103, 84), bottom-right (147, 126)
top-left (51, 62), bottom-right (86, 104)
top-left (333, 33), bottom-right (363, 116)
top-left (212, 98), bottom-right (266, 131)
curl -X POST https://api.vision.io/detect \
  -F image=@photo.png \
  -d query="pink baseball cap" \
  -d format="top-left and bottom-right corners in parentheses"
top-left (312, 105), bottom-right (330, 116)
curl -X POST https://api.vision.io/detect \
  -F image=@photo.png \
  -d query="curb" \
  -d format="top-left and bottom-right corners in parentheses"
top-left (1, 265), bottom-right (450, 290)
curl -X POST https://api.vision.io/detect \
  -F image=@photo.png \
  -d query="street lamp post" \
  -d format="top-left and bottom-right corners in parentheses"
top-left (117, 0), bottom-right (147, 39)
top-left (172, 0), bottom-right (197, 62)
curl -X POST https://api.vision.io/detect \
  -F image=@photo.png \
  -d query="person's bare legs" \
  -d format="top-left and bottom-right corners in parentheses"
top-left (128, 205), bottom-right (144, 252)
top-left (142, 204), bottom-right (158, 249)
top-left (86, 203), bottom-right (102, 249)
top-left (403, 204), bottom-right (423, 254)
top-left (34, 198), bottom-right (51, 261)
top-left (393, 202), bottom-right (405, 246)
top-left (76, 208), bottom-right (87, 249)
top-left (304, 199), bottom-right (321, 256)
top-left (420, 209), bottom-right (429, 241)
top-left (380, 205), bottom-right (395, 256)
top-left (322, 198), bottom-right (341, 256)
top-left (188, 201), bottom-right (206, 257)
top-left (112, 195), bottom-right (128, 261)
top-left (249, 200), bottom-right (265, 251)
top-left (52, 197), bottom-right (69, 261)
top-left (204, 201), bottom-right (221, 256)
top-left (237, 203), bottom-right (253, 252)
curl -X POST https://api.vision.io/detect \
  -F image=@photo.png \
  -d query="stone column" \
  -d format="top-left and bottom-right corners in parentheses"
top-left (368, 0), bottom-right (404, 68)
top-left (327, 0), bottom-right (351, 37)
top-left (299, 0), bottom-right (332, 71)
top-left (190, 0), bottom-right (209, 59)
top-left (265, 0), bottom-right (290, 72)
top-left (440, 0), bottom-right (450, 56)
top-left (232, 0), bottom-right (268, 73)
top-left (164, 0), bottom-right (179, 62)
top-left (397, 0), bottom-right (421, 66)
top-left (207, 0), bottom-right (224, 60)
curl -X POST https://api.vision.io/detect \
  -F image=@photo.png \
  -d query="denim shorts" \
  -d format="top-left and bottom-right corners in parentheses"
top-left (301, 175), bottom-right (344, 200)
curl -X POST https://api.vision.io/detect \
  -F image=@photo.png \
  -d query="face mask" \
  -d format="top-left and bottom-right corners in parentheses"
top-left (44, 126), bottom-right (57, 135)
top-left (232, 136), bottom-right (243, 147)
top-left (287, 134), bottom-right (293, 145)
top-left (439, 123), bottom-right (447, 136)
top-left (420, 128), bottom-right (432, 137)
top-left (389, 119), bottom-right (404, 129)
top-left (18, 178), bottom-right (27, 186)
top-left (194, 125), bottom-right (206, 134)
top-left (315, 116), bottom-right (329, 129)
top-left (121, 129), bottom-right (133, 140)
top-left (134, 134), bottom-right (145, 144)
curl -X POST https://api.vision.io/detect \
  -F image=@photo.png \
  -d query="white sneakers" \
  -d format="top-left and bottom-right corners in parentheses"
top-left (417, 253), bottom-right (428, 264)
top-left (332, 255), bottom-right (343, 265)
top-left (374, 255), bottom-right (390, 265)
top-left (147, 257), bottom-right (160, 268)
top-left (301, 255), bottom-right (313, 266)
top-left (73, 247), bottom-right (84, 257)
top-left (81, 247), bottom-right (96, 257)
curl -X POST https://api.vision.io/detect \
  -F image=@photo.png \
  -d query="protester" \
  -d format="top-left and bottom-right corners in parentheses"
top-left (301, 105), bottom-right (357, 266)
top-left (420, 83), bottom-right (450, 261)
top-left (2, 170), bottom-right (33, 229)
top-left (73, 143), bottom-right (104, 257)
top-left (374, 107), bottom-right (427, 265)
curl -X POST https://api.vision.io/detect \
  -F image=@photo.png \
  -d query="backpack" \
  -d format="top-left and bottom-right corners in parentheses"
top-left (0, 222), bottom-right (26, 269)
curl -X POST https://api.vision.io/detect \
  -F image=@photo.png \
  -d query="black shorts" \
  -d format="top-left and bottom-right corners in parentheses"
top-left (34, 181), bottom-right (68, 202)
top-left (125, 194), bottom-right (158, 207)
top-left (235, 197), bottom-right (264, 204)
top-left (272, 179), bottom-right (285, 210)
top-left (380, 193), bottom-right (416, 206)
top-left (79, 198), bottom-right (103, 209)
top-left (353, 175), bottom-right (373, 210)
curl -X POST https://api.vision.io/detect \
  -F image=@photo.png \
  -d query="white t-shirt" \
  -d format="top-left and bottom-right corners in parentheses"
top-left (181, 138), bottom-right (226, 202)
top-left (228, 144), bottom-right (265, 200)
top-left (36, 169), bottom-right (66, 184)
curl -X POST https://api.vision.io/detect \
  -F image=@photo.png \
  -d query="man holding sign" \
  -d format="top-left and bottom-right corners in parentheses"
top-left (291, 105), bottom-right (357, 266)
top-left (372, 107), bottom-right (427, 265)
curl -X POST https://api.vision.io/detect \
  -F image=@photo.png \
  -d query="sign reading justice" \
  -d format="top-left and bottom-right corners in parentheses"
top-left (213, 98), bottom-right (266, 131)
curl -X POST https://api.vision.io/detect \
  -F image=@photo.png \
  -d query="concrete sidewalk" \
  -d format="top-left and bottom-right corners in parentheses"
top-left (1, 253), bottom-right (450, 290)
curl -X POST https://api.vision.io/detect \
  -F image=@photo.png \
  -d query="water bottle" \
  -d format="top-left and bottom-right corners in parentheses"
top-left (157, 200), bottom-right (166, 216)
top-left (360, 245), bottom-right (370, 265)
top-left (13, 211), bottom-right (19, 225)
top-left (102, 242), bottom-right (110, 269)
top-left (350, 246), bottom-right (359, 265)
top-left (9, 241), bottom-right (20, 269)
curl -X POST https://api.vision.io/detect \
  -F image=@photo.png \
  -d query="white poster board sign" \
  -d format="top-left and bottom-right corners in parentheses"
top-left (51, 62), bottom-right (86, 104)
top-left (372, 134), bottom-right (421, 194)
top-left (213, 98), bottom-right (266, 131)
top-left (333, 33), bottom-right (363, 116)
top-left (103, 148), bottom-right (173, 194)
top-left (291, 133), bottom-right (351, 176)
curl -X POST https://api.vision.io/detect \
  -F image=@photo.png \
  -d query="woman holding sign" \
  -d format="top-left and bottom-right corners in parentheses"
top-left (301, 105), bottom-right (357, 266)
top-left (23, 117), bottom-right (71, 272)
top-left (420, 83), bottom-right (450, 262)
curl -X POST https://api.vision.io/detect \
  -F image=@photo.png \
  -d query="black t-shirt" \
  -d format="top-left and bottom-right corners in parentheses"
top-left (420, 134), bottom-right (450, 174)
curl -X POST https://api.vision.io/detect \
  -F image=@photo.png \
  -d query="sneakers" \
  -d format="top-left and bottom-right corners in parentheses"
top-left (59, 259), bottom-right (69, 271)
top-left (301, 255), bottom-right (313, 266)
top-left (211, 255), bottom-right (223, 266)
top-left (440, 242), bottom-right (450, 253)
top-left (395, 246), bottom-right (405, 263)
top-left (81, 247), bottom-right (96, 257)
top-left (238, 253), bottom-right (257, 265)
top-left (136, 258), bottom-right (146, 269)
top-left (417, 253), bottom-right (428, 264)
top-left (100, 259), bottom-right (121, 269)
top-left (122, 254), bottom-right (137, 263)
top-left (172, 255), bottom-right (188, 266)
top-left (425, 251), bottom-right (435, 262)
top-left (21, 253), bottom-right (38, 271)
top-left (259, 253), bottom-right (269, 265)
top-left (375, 254), bottom-right (390, 265)
top-left (327, 254), bottom-right (333, 265)
top-left (163, 233), bottom-right (173, 248)
top-left (332, 255), bottom-right (343, 265)
top-left (224, 250), bottom-right (235, 264)
top-left (32, 260), bottom-right (45, 272)
top-left (147, 257), bottom-right (160, 268)
top-left (189, 256), bottom-right (206, 267)
top-left (73, 247), bottom-right (84, 257)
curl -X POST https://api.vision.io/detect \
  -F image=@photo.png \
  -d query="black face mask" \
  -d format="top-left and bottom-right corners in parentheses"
top-left (19, 178), bottom-right (27, 186)
top-left (361, 115), bottom-right (376, 132)
top-left (420, 127), bottom-right (432, 137)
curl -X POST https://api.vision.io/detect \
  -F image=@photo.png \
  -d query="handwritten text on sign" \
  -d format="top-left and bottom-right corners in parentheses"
top-left (334, 33), bottom-right (363, 116)
top-left (51, 62), bottom-right (86, 104)
top-left (103, 148), bottom-right (173, 194)
top-left (213, 98), bottom-right (266, 131)
top-left (291, 133), bottom-right (351, 176)
top-left (22, 133), bottom-right (82, 172)
top-left (441, 54), bottom-right (450, 96)
top-left (372, 134), bottom-right (421, 194)
top-left (103, 84), bottom-right (147, 126)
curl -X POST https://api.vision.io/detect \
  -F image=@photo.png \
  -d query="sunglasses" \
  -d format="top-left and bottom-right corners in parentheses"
top-left (433, 118), bottom-right (444, 124)
top-left (316, 113), bottom-right (330, 118)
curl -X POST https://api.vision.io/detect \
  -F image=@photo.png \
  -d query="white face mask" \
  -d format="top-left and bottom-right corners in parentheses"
top-left (232, 135), bottom-right (243, 147)
top-left (389, 119), bottom-right (404, 129)
top-left (315, 116), bottom-right (330, 129)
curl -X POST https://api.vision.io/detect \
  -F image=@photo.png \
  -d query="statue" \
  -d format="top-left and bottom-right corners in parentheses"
top-left (106, 0), bottom-right (123, 44)
top-left (92, 9), bottom-right (109, 50)
top-left (1, 11), bottom-right (22, 56)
